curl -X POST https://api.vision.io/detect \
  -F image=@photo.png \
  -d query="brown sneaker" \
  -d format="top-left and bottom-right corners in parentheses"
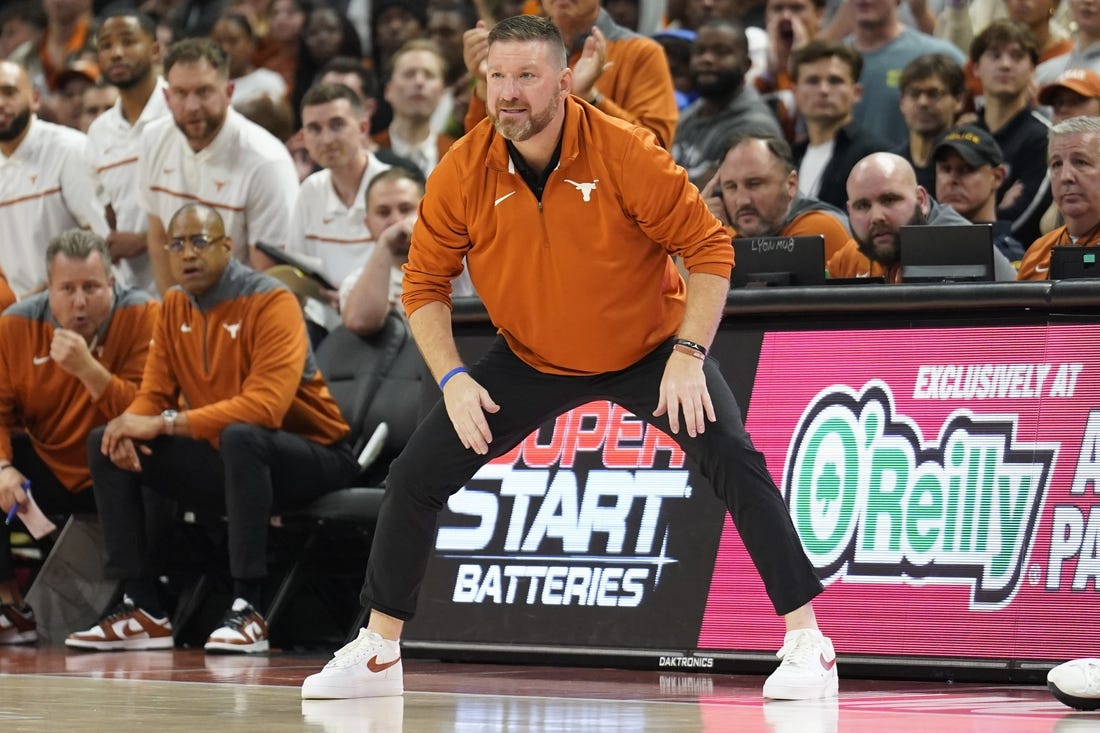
top-left (0, 604), bottom-right (37, 644)
top-left (65, 596), bottom-right (174, 651)
top-left (204, 598), bottom-right (269, 654)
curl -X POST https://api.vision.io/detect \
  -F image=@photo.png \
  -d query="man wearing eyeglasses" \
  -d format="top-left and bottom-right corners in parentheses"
top-left (895, 54), bottom-right (966, 194)
top-left (66, 202), bottom-right (358, 655)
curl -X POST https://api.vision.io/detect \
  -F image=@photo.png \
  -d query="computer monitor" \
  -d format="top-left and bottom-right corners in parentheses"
top-left (899, 223), bottom-right (995, 283)
top-left (731, 235), bottom-right (827, 288)
top-left (1049, 246), bottom-right (1100, 280)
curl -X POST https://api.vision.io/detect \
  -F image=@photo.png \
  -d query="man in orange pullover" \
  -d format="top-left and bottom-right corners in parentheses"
top-left (303, 15), bottom-right (837, 703)
top-left (0, 230), bottom-right (157, 644)
top-left (66, 203), bottom-right (358, 655)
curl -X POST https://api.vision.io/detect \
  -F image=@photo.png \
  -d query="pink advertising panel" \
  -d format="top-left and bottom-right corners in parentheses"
top-left (700, 324), bottom-right (1100, 661)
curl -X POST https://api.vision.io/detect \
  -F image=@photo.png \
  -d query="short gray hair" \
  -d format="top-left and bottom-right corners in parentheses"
top-left (46, 229), bottom-right (111, 278)
top-left (1049, 115), bottom-right (1100, 156)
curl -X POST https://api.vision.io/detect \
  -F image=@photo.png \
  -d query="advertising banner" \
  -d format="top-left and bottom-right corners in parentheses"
top-left (701, 324), bottom-right (1100, 660)
top-left (406, 323), bottom-right (1100, 666)
top-left (405, 400), bottom-right (729, 651)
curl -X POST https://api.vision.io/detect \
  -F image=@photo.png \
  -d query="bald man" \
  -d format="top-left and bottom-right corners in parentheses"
top-left (828, 152), bottom-right (1016, 282)
top-left (0, 60), bottom-right (108, 296)
top-left (67, 203), bottom-right (357, 656)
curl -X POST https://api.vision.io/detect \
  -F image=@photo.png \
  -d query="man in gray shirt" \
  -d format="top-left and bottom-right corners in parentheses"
top-left (847, 0), bottom-right (965, 148)
top-left (672, 19), bottom-right (781, 186)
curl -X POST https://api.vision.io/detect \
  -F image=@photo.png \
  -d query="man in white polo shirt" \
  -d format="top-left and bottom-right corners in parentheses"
top-left (86, 9), bottom-right (169, 295)
top-left (290, 82), bottom-right (391, 299)
top-left (0, 61), bottom-right (108, 297)
top-left (140, 38), bottom-right (298, 293)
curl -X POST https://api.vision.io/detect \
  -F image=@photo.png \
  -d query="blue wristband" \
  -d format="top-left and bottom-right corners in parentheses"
top-left (439, 366), bottom-right (469, 390)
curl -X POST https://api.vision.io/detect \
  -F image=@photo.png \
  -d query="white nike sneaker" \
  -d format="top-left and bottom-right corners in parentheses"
top-left (204, 598), bottom-right (269, 654)
top-left (301, 628), bottom-right (403, 699)
top-left (762, 628), bottom-right (839, 700)
top-left (65, 596), bottom-right (174, 651)
top-left (1049, 658), bottom-right (1100, 710)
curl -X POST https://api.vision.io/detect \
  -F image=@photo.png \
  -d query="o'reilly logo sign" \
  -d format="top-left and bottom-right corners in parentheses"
top-left (782, 381), bottom-right (1057, 610)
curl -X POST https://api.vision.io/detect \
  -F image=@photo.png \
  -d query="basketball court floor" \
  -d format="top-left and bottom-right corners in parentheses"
top-left (0, 645), bottom-right (1094, 732)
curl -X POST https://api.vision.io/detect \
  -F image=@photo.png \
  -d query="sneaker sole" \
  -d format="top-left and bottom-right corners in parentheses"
top-left (301, 671), bottom-right (403, 699)
top-left (1049, 681), bottom-right (1100, 711)
top-left (0, 630), bottom-right (38, 644)
top-left (204, 639), bottom-right (269, 654)
top-left (65, 636), bottom-right (175, 651)
top-left (763, 676), bottom-right (840, 700)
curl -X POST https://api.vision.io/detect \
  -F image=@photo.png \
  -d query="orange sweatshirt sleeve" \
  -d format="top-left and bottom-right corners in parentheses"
top-left (183, 290), bottom-right (308, 445)
top-left (621, 127), bottom-right (732, 278)
top-left (403, 154), bottom-right (474, 318)
top-left (92, 300), bottom-right (159, 419)
top-left (129, 297), bottom-right (181, 418)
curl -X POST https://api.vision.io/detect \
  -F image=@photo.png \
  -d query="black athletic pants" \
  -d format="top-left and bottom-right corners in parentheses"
top-left (89, 423), bottom-right (358, 584)
top-left (362, 337), bottom-right (824, 620)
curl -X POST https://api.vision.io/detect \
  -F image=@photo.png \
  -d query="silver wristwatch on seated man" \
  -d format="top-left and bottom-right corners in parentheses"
top-left (161, 409), bottom-right (179, 435)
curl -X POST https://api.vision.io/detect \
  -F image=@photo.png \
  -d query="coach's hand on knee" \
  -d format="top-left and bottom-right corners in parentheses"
top-left (443, 372), bottom-right (499, 455)
top-left (655, 352), bottom-right (716, 438)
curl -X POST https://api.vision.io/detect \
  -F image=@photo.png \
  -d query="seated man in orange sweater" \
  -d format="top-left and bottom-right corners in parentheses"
top-left (0, 230), bottom-right (157, 644)
top-left (66, 203), bottom-right (359, 654)
top-left (1018, 117), bottom-right (1100, 280)
top-left (701, 130), bottom-right (850, 263)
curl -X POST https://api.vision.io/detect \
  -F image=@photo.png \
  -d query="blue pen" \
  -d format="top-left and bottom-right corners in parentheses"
top-left (5, 480), bottom-right (31, 525)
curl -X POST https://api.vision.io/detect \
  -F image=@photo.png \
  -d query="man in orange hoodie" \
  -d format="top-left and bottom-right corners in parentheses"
top-left (303, 15), bottom-right (838, 703)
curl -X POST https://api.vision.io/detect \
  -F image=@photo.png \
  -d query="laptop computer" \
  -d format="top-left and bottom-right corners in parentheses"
top-left (731, 235), bottom-right (827, 288)
top-left (898, 223), bottom-right (995, 283)
top-left (1049, 246), bottom-right (1100, 280)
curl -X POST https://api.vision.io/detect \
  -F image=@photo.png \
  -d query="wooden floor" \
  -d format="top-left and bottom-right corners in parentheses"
top-left (0, 644), bottom-right (1095, 732)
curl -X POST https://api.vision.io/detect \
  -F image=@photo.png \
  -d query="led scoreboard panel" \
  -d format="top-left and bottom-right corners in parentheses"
top-left (402, 288), bottom-right (1100, 674)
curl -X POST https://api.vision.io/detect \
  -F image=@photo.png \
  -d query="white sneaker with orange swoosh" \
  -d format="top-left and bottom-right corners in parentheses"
top-left (301, 628), bottom-right (403, 699)
top-left (763, 628), bottom-right (839, 700)
top-left (65, 595), bottom-right (174, 651)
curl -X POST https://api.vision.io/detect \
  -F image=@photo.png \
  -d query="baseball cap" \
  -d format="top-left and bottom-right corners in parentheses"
top-left (1038, 68), bottom-right (1100, 105)
top-left (932, 124), bottom-right (1004, 167)
top-left (55, 58), bottom-right (100, 88)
